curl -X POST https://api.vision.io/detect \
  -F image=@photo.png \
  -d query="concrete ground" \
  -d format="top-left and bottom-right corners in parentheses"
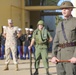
top-left (0, 54), bottom-right (57, 75)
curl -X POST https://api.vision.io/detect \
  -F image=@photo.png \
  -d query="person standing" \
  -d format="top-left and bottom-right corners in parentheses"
top-left (23, 28), bottom-right (31, 59)
top-left (51, 1), bottom-right (76, 75)
top-left (29, 20), bottom-right (52, 75)
top-left (0, 26), bottom-right (6, 59)
top-left (29, 28), bottom-right (35, 59)
top-left (3, 19), bottom-right (18, 71)
top-left (17, 28), bottom-right (24, 59)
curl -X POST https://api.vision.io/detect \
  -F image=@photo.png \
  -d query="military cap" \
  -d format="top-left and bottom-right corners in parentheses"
top-left (60, 1), bottom-right (75, 9)
top-left (17, 28), bottom-right (21, 33)
top-left (25, 28), bottom-right (29, 31)
top-left (18, 28), bottom-right (22, 31)
top-left (37, 20), bottom-right (44, 26)
top-left (29, 28), bottom-right (33, 31)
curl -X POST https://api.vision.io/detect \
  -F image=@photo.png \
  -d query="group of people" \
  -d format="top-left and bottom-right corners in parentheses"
top-left (0, 18), bottom-right (52, 74)
top-left (0, 1), bottom-right (76, 75)
top-left (0, 23), bottom-right (35, 60)
top-left (0, 19), bottom-right (36, 71)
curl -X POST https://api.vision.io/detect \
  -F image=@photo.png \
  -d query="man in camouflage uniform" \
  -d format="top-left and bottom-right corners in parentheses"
top-left (29, 20), bottom-right (52, 75)
top-left (51, 1), bottom-right (76, 75)
top-left (3, 19), bottom-right (18, 71)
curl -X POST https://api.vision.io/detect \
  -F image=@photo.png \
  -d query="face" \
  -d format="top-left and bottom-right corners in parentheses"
top-left (26, 30), bottom-right (29, 34)
top-left (30, 31), bottom-right (33, 34)
top-left (62, 8), bottom-right (72, 18)
top-left (17, 31), bottom-right (22, 34)
top-left (38, 24), bottom-right (43, 30)
top-left (8, 23), bottom-right (13, 27)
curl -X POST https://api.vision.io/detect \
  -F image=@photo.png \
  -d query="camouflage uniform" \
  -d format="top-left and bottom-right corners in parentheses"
top-left (4, 27), bottom-right (18, 64)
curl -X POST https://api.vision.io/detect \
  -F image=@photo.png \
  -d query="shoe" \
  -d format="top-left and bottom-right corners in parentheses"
top-left (23, 56), bottom-right (26, 59)
top-left (33, 69), bottom-right (38, 75)
top-left (46, 72), bottom-right (50, 75)
top-left (15, 64), bottom-right (18, 71)
top-left (20, 57), bottom-right (24, 59)
top-left (4, 64), bottom-right (9, 71)
top-left (27, 57), bottom-right (30, 59)
top-left (46, 69), bottom-right (51, 75)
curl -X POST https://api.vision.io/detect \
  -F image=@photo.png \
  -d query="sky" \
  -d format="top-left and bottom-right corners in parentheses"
top-left (58, 0), bottom-right (71, 6)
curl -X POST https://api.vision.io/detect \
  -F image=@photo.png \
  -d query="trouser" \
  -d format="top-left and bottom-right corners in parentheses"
top-left (56, 62), bottom-right (76, 75)
top-left (17, 46), bottom-right (23, 58)
top-left (32, 46), bottom-right (35, 52)
top-left (35, 48), bottom-right (48, 69)
top-left (1, 45), bottom-right (5, 58)
top-left (24, 46), bottom-right (30, 59)
top-left (5, 47), bottom-right (18, 64)
top-left (30, 46), bottom-right (35, 58)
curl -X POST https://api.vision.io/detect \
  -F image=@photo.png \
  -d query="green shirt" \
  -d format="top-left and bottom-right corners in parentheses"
top-left (32, 27), bottom-right (51, 48)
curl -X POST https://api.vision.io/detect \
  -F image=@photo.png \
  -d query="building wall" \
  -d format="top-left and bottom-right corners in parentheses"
top-left (0, 0), bottom-right (59, 34)
top-left (0, 0), bottom-right (11, 32)
top-left (0, 0), bottom-right (30, 33)
top-left (0, 0), bottom-right (43, 33)
top-left (0, 0), bottom-right (22, 32)
top-left (25, 11), bottom-right (30, 28)
top-left (30, 0), bottom-right (44, 29)
top-left (11, 0), bottom-right (22, 27)
top-left (30, 11), bottom-right (41, 29)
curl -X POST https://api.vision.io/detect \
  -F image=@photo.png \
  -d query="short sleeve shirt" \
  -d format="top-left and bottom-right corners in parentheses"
top-left (32, 29), bottom-right (51, 40)
top-left (4, 26), bottom-right (18, 47)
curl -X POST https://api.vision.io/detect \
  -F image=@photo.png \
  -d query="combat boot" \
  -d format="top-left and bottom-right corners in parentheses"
top-left (33, 69), bottom-right (38, 75)
top-left (46, 68), bottom-right (50, 75)
top-left (15, 64), bottom-right (18, 71)
top-left (4, 64), bottom-right (9, 71)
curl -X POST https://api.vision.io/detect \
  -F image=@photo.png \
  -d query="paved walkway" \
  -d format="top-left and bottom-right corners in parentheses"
top-left (0, 54), bottom-right (57, 75)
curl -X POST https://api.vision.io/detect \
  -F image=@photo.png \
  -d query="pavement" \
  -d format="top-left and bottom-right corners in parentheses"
top-left (0, 53), bottom-right (57, 75)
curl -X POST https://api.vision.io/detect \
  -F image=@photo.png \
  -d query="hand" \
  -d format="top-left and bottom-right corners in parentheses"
top-left (17, 33), bottom-right (21, 38)
top-left (28, 46), bottom-right (32, 51)
top-left (69, 57), bottom-right (76, 63)
top-left (50, 57), bottom-right (59, 64)
top-left (48, 37), bottom-right (52, 42)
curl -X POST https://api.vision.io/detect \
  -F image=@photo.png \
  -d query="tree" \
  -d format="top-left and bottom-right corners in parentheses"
top-left (55, 15), bottom-right (63, 26)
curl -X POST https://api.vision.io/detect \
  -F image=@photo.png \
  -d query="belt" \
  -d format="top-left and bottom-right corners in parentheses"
top-left (37, 43), bottom-right (44, 45)
top-left (59, 42), bottom-right (76, 48)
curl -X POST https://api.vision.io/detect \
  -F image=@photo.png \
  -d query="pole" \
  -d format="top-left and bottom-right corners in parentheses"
top-left (56, 60), bottom-right (70, 63)
top-left (30, 49), bottom-right (32, 75)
